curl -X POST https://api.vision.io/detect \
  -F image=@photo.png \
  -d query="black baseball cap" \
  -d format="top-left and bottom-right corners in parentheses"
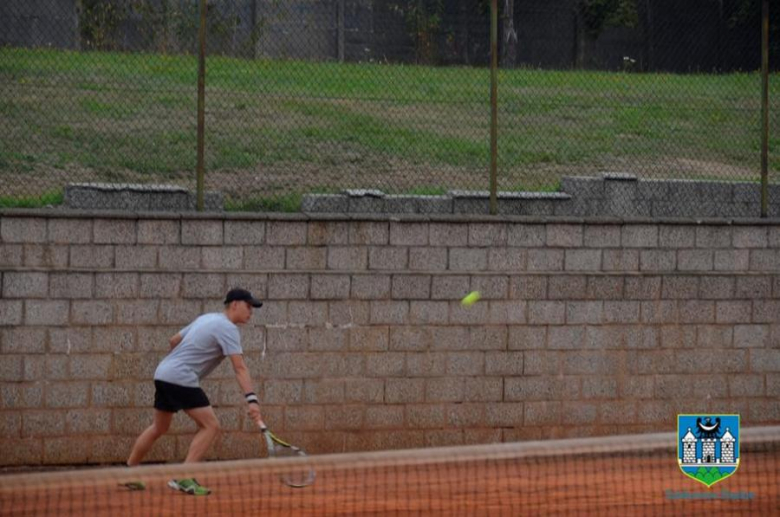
top-left (224, 288), bottom-right (263, 308)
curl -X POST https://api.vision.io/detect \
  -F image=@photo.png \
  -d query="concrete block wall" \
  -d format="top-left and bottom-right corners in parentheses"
top-left (1, 210), bottom-right (779, 466)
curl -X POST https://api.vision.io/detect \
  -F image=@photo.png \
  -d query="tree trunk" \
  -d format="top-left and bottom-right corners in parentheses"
top-left (500, 0), bottom-right (517, 67)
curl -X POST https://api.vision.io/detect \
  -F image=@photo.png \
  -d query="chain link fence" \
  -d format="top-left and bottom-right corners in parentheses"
top-left (0, 0), bottom-right (778, 216)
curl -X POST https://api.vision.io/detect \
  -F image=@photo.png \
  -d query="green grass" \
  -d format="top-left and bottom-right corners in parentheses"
top-left (0, 46), bottom-right (777, 208)
top-left (0, 190), bottom-right (63, 208)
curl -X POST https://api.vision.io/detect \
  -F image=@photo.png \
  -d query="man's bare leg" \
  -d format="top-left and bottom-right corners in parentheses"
top-left (183, 406), bottom-right (221, 463)
top-left (127, 410), bottom-right (174, 466)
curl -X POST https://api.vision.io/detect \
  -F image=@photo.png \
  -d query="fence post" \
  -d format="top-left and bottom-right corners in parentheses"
top-left (338, 0), bottom-right (345, 62)
top-left (761, 0), bottom-right (769, 218)
top-left (490, 0), bottom-right (498, 215)
top-left (196, 0), bottom-right (207, 211)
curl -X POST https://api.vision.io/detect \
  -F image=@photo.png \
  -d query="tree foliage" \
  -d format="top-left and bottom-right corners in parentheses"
top-left (578, 0), bottom-right (639, 37)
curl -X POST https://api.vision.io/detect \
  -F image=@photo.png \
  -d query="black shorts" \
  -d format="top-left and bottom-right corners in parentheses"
top-left (154, 380), bottom-right (210, 412)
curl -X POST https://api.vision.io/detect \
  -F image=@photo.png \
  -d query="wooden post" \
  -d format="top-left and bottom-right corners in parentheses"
top-left (490, 0), bottom-right (498, 215)
top-left (196, 0), bottom-right (207, 211)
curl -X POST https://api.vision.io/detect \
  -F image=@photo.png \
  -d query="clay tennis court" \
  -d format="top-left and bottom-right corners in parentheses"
top-left (2, 429), bottom-right (778, 516)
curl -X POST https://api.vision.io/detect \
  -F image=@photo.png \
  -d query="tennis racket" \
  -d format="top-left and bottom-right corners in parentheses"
top-left (260, 425), bottom-right (316, 488)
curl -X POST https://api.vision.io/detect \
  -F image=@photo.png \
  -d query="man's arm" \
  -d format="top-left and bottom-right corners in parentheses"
top-left (229, 354), bottom-right (264, 426)
top-left (169, 333), bottom-right (183, 350)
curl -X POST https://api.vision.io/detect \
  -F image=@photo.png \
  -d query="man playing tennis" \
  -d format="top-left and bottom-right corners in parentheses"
top-left (125, 288), bottom-right (265, 496)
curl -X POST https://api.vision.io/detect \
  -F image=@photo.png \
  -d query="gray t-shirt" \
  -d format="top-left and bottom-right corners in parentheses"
top-left (154, 313), bottom-right (243, 388)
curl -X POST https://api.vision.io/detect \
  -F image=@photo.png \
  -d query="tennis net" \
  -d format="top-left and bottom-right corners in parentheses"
top-left (2, 426), bottom-right (778, 516)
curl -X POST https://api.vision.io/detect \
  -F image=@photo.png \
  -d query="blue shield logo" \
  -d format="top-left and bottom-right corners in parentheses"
top-left (677, 414), bottom-right (740, 487)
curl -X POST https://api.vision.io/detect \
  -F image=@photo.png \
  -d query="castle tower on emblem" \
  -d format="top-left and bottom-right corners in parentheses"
top-left (720, 428), bottom-right (735, 463)
top-left (681, 428), bottom-right (697, 464)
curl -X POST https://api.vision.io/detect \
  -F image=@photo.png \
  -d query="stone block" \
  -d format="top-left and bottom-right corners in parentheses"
top-left (48, 219), bottom-right (92, 244)
top-left (431, 275), bottom-right (469, 300)
top-left (95, 273), bottom-right (139, 299)
top-left (507, 326), bottom-right (547, 350)
top-left (677, 250), bottom-right (713, 271)
top-left (622, 225), bottom-right (658, 248)
top-left (528, 301), bottom-right (565, 324)
top-left (349, 222), bottom-right (388, 245)
top-left (24, 301), bottom-right (69, 326)
top-left (509, 276), bottom-right (547, 300)
top-left (3, 272), bottom-right (48, 298)
top-left (301, 194), bottom-right (348, 213)
top-left (484, 351), bottom-right (524, 376)
top-left (181, 273), bottom-right (225, 298)
top-left (202, 247), bottom-right (243, 270)
top-left (640, 250), bottom-right (676, 271)
top-left (308, 328), bottom-right (349, 352)
top-left (70, 245), bottom-right (115, 268)
top-left (468, 223), bottom-right (507, 247)
top-left (409, 247), bottom-right (448, 270)
top-left (446, 351), bottom-right (484, 376)
top-left (385, 378), bottom-right (425, 403)
top-left (468, 326), bottom-right (507, 351)
top-left (0, 355), bottom-right (23, 381)
top-left (307, 221), bottom-right (349, 246)
top-left (286, 247), bottom-right (327, 270)
top-left (45, 382), bottom-right (89, 408)
top-left (548, 275), bottom-right (586, 299)
top-left (1, 384), bottom-right (44, 409)
top-left (158, 300), bottom-right (201, 325)
top-left (266, 221), bottom-right (307, 245)
top-left (266, 327), bottom-right (307, 352)
top-left (243, 246), bottom-right (285, 269)
top-left (94, 219), bottom-right (136, 244)
top-left (735, 325), bottom-right (770, 348)
top-left (733, 227), bottom-right (768, 248)
top-left (408, 405), bottom-right (446, 428)
top-left (696, 227), bottom-right (732, 248)
top-left (546, 224), bottom-right (583, 247)
top-left (0, 300), bottom-right (23, 325)
top-left (561, 176), bottom-right (605, 198)
top-left (391, 274), bottom-right (431, 299)
top-left (350, 274), bottom-right (390, 300)
top-left (224, 220), bottom-right (266, 245)
top-left (115, 246), bottom-right (157, 269)
top-left (267, 274), bottom-right (309, 299)
top-left (0, 245), bottom-right (23, 267)
top-left (368, 247), bottom-right (408, 270)
top-left (602, 249), bottom-right (639, 271)
top-left (1, 217), bottom-right (46, 243)
top-left (448, 248), bottom-right (487, 271)
top-left (527, 249), bottom-right (564, 271)
top-left (137, 220), bottom-right (179, 244)
top-left (182, 220), bottom-right (223, 245)
top-left (366, 352), bottom-right (405, 377)
top-left (409, 301), bottom-right (449, 324)
top-left (390, 222), bottom-right (429, 246)
top-left (310, 274), bottom-right (350, 299)
top-left (23, 410), bottom-right (65, 437)
top-left (370, 301), bottom-right (409, 324)
top-left (327, 247), bottom-right (368, 270)
top-left (90, 382), bottom-right (133, 407)
top-left (430, 223), bottom-right (468, 246)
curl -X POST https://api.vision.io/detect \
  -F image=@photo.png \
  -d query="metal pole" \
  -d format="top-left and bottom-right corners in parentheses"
top-left (490, 0), bottom-right (498, 215)
top-left (338, 0), bottom-right (345, 62)
top-left (760, 0), bottom-right (769, 218)
top-left (196, 0), bottom-right (207, 211)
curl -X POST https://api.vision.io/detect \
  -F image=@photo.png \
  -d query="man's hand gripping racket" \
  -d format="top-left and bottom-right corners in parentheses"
top-left (260, 424), bottom-right (316, 488)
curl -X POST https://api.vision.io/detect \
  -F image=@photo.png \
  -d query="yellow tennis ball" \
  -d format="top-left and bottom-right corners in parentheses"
top-left (461, 291), bottom-right (481, 307)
